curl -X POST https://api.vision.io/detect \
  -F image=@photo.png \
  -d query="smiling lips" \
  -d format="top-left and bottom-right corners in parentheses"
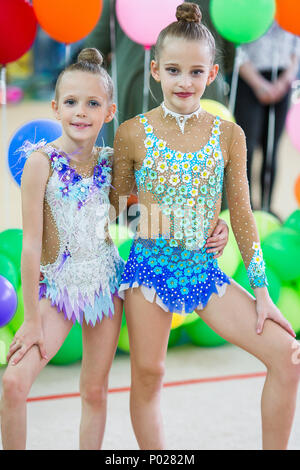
top-left (175, 92), bottom-right (194, 99)
top-left (71, 122), bottom-right (92, 129)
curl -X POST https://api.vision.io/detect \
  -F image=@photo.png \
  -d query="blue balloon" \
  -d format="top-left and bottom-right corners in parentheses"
top-left (8, 119), bottom-right (62, 186)
top-left (0, 275), bottom-right (17, 328)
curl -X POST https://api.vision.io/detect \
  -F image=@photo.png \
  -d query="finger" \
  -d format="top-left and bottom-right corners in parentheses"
top-left (256, 316), bottom-right (266, 335)
top-left (206, 241), bottom-right (227, 251)
top-left (213, 250), bottom-right (224, 259)
top-left (276, 318), bottom-right (296, 338)
top-left (7, 342), bottom-right (22, 358)
top-left (10, 345), bottom-right (28, 366)
top-left (38, 342), bottom-right (48, 361)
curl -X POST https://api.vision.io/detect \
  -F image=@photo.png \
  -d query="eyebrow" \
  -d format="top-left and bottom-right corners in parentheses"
top-left (164, 62), bottom-right (208, 68)
top-left (62, 94), bottom-right (104, 100)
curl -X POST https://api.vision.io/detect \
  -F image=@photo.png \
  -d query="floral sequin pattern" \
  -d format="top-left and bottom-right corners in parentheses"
top-left (247, 242), bottom-right (268, 289)
top-left (135, 114), bottom-right (224, 251)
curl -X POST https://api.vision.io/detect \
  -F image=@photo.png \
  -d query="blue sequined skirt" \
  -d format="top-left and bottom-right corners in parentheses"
top-left (118, 237), bottom-right (230, 314)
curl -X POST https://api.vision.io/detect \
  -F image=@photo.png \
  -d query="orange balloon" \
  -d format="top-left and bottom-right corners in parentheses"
top-left (33, 0), bottom-right (103, 44)
top-left (275, 0), bottom-right (300, 35)
top-left (295, 175), bottom-right (300, 206)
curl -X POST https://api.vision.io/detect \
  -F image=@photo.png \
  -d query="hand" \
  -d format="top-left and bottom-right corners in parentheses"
top-left (255, 291), bottom-right (296, 338)
top-left (254, 80), bottom-right (278, 105)
top-left (271, 77), bottom-right (290, 102)
top-left (205, 218), bottom-right (229, 259)
top-left (7, 318), bottom-right (48, 365)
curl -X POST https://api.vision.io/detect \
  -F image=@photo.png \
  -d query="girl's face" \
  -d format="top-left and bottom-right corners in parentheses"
top-left (151, 38), bottom-right (219, 115)
top-left (52, 71), bottom-right (116, 144)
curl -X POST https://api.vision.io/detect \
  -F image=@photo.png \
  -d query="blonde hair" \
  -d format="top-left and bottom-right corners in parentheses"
top-left (54, 48), bottom-right (114, 103)
top-left (155, 3), bottom-right (216, 63)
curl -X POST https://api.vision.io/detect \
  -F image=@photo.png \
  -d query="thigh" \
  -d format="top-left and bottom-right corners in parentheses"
top-left (5, 298), bottom-right (73, 389)
top-left (125, 288), bottom-right (173, 371)
top-left (80, 296), bottom-right (123, 384)
top-left (196, 280), bottom-right (296, 370)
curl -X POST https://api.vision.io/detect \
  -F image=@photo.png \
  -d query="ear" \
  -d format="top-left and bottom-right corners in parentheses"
top-left (104, 103), bottom-right (117, 123)
top-left (206, 64), bottom-right (219, 86)
top-left (52, 99), bottom-right (60, 120)
top-left (150, 60), bottom-right (161, 82)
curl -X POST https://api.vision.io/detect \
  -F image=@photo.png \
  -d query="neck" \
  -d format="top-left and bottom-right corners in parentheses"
top-left (53, 136), bottom-right (96, 162)
top-left (162, 100), bottom-right (201, 116)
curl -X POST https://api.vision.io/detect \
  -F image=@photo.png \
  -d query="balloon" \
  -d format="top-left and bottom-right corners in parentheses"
top-left (0, 253), bottom-right (19, 290)
top-left (0, 0), bottom-right (37, 65)
top-left (168, 327), bottom-right (182, 348)
top-left (253, 210), bottom-right (281, 241)
top-left (276, 0), bottom-right (300, 35)
top-left (50, 322), bottom-right (82, 365)
top-left (200, 99), bottom-right (235, 122)
top-left (233, 262), bottom-right (281, 304)
top-left (218, 239), bottom-right (240, 277)
top-left (0, 229), bottom-right (23, 270)
top-left (118, 324), bottom-right (130, 353)
top-left (118, 239), bottom-right (134, 262)
top-left (0, 276), bottom-right (17, 328)
top-left (295, 176), bottom-right (300, 207)
top-left (8, 286), bottom-right (24, 334)
top-left (184, 311), bottom-right (199, 326)
top-left (171, 313), bottom-right (185, 329)
top-left (286, 103), bottom-right (300, 154)
top-left (277, 287), bottom-right (300, 334)
top-left (262, 228), bottom-right (300, 282)
top-left (8, 119), bottom-right (62, 186)
top-left (116, 0), bottom-right (180, 48)
top-left (284, 210), bottom-right (300, 234)
top-left (33, 0), bottom-right (103, 44)
top-left (0, 326), bottom-right (14, 367)
top-left (109, 223), bottom-right (134, 248)
top-left (210, 0), bottom-right (275, 44)
top-left (184, 317), bottom-right (227, 347)
top-left (219, 209), bottom-right (242, 268)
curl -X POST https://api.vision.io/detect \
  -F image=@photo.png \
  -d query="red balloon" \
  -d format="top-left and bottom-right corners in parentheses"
top-left (295, 175), bottom-right (300, 207)
top-left (33, 0), bottom-right (103, 44)
top-left (0, 0), bottom-right (37, 65)
top-left (276, 0), bottom-right (300, 35)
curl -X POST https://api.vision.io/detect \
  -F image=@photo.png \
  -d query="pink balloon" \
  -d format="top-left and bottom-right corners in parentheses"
top-left (116, 0), bottom-right (182, 49)
top-left (286, 102), bottom-right (300, 153)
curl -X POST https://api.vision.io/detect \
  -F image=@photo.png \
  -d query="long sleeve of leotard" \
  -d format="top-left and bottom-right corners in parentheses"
top-left (224, 123), bottom-right (268, 289)
top-left (109, 121), bottom-right (135, 221)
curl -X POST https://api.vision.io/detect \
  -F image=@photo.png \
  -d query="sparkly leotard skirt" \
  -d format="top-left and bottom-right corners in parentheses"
top-left (118, 236), bottom-right (230, 314)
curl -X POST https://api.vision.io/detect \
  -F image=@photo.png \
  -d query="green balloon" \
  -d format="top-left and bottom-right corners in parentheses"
top-left (0, 229), bottom-right (23, 270)
top-left (262, 228), bottom-right (300, 282)
top-left (276, 287), bottom-right (300, 334)
top-left (118, 239), bottom-right (134, 262)
top-left (284, 210), bottom-right (300, 234)
top-left (109, 223), bottom-right (134, 248)
top-left (184, 318), bottom-right (227, 347)
top-left (253, 210), bottom-right (281, 241)
top-left (168, 327), bottom-right (182, 348)
top-left (218, 239), bottom-right (240, 277)
top-left (0, 326), bottom-right (14, 367)
top-left (210, 0), bottom-right (275, 44)
top-left (0, 253), bottom-right (19, 289)
top-left (50, 322), bottom-right (82, 365)
top-left (233, 262), bottom-right (281, 304)
top-left (8, 286), bottom-right (24, 334)
top-left (219, 209), bottom-right (242, 263)
top-left (118, 324), bottom-right (130, 353)
top-left (183, 311), bottom-right (199, 326)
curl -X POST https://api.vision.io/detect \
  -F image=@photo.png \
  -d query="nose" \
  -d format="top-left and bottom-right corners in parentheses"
top-left (178, 73), bottom-right (192, 89)
top-left (75, 103), bottom-right (87, 117)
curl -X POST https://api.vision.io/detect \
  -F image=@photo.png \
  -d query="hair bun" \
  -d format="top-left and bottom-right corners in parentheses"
top-left (176, 2), bottom-right (202, 23)
top-left (77, 48), bottom-right (103, 66)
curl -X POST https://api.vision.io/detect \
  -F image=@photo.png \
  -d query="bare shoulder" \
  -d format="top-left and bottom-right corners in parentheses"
top-left (22, 150), bottom-right (50, 186)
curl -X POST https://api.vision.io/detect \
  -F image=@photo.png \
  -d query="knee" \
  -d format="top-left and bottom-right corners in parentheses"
top-left (269, 341), bottom-right (300, 387)
top-left (134, 361), bottom-right (165, 395)
top-left (80, 381), bottom-right (108, 409)
top-left (1, 371), bottom-right (29, 406)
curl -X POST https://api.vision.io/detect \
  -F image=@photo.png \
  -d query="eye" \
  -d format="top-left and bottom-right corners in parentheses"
top-left (89, 100), bottom-right (101, 107)
top-left (64, 99), bottom-right (76, 105)
top-left (166, 67), bottom-right (179, 75)
top-left (191, 69), bottom-right (205, 76)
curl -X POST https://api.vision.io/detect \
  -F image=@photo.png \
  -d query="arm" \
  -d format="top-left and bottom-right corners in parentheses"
top-left (7, 152), bottom-right (49, 364)
top-left (224, 123), bottom-right (295, 337)
top-left (239, 61), bottom-right (278, 104)
top-left (109, 122), bottom-right (136, 222)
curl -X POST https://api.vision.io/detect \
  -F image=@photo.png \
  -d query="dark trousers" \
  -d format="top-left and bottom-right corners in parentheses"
top-left (234, 70), bottom-right (290, 211)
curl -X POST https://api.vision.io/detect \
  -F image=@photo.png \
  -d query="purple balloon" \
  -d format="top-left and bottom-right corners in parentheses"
top-left (0, 275), bottom-right (17, 327)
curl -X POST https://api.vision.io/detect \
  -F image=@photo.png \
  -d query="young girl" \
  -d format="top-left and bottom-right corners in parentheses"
top-left (0, 48), bottom-right (125, 450)
top-left (110, 3), bottom-right (300, 450)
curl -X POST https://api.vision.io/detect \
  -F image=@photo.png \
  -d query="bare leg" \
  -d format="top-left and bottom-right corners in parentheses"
top-left (196, 280), bottom-right (300, 450)
top-left (125, 288), bottom-right (173, 450)
top-left (0, 299), bottom-right (73, 450)
top-left (79, 296), bottom-right (123, 450)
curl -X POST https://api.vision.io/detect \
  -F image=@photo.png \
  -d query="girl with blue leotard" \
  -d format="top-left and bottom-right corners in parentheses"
top-left (110, 3), bottom-right (300, 450)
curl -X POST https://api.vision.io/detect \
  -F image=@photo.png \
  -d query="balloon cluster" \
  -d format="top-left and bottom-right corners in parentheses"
top-left (114, 209), bottom-right (300, 353)
top-left (286, 103), bottom-right (300, 207)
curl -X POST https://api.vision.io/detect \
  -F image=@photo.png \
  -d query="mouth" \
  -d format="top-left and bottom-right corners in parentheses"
top-left (174, 92), bottom-right (194, 99)
top-left (70, 123), bottom-right (92, 129)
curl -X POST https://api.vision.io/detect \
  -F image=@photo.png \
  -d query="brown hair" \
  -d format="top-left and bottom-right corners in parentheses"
top-left (155, 2), bottom-right (216, 63)
top-left (54, 48), bottom-right (114, 103)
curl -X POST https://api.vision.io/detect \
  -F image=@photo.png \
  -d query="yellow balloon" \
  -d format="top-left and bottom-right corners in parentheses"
top-left (200, 99), bottom-right (235, 123)
top-left (171, 313), bottom-right (185, 329)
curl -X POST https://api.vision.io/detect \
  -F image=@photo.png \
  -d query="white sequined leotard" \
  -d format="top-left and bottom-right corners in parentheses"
top-left (21, 142), bottom-right (124, 326)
